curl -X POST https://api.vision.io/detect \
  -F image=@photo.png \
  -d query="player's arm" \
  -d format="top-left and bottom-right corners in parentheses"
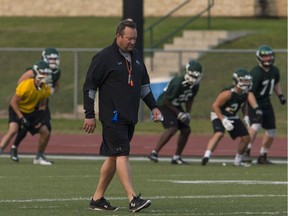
top-left (10, 94), bottom-right (24, 119)
top-left (53, 80), bottom-right (60, 93)
top-left (247, 91), bottom-right (263, 122)
top-left (274, 82), bottom-right (286, 105)
top-left (247, 92), bottom-right (259, 109)
top-left (185, 98), bottom-right (194, 113)
top-left (163, 97), bottom-right (180, 115)
top-left (38, 98), bottom-right (48, 111)
top-left (212, 90), bottom-right (231, 121)
top-left (241, 101), bottom-right (248, 116)
top-left (17, 69), bottom-right (34, 84)
top-left (273, 82), bottom-right (283, 95)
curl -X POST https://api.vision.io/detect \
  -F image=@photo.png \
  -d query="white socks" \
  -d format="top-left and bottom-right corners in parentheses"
top-left (260, 147), bottom-right (269, 155)
top-left (204, 150), bottom-right (212, 158)
top-left (234, 153), bottom-right (243, 165)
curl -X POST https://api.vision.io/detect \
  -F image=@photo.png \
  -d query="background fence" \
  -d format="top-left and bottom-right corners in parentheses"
top-left (0, 48), bottom-right (286, 121)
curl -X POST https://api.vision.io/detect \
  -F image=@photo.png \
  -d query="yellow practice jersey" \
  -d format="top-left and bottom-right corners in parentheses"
top-left (16, 78), bottom-right (51, 113)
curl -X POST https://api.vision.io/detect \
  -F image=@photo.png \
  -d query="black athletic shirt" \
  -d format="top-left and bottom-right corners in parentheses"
top-left (83, 40), bottom-right (157, 124)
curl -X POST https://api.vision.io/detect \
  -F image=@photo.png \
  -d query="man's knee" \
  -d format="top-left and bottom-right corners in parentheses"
top-left (251, 123), bottom-right (262, 132)
top-left (39, 125), bottom-right (50, 136)
top-left (265, 129), bottom-right (276, 138)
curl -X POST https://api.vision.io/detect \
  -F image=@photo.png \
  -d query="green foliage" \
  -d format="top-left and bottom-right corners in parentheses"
top-left (0, 157), bottom-right (287, 215)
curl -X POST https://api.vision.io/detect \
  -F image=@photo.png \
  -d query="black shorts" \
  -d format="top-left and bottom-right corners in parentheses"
top-left (248, 103), bottom-right (276, 130)
top-left (212, 118), bottom-right (249, 140)
top-left (8, 106), bottom-right (46, 135)
top-left (159, 106), bottom-right (190, 130)
top-left (100, 121), bottom-right (135, 156)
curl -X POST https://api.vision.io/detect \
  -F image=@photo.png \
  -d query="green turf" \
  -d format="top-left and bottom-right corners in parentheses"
top-left (0, 157), bottom-right (287, 216)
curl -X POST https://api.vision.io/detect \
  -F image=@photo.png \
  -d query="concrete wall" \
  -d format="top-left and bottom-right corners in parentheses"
top-left (0, 0), bottom-right (286, 17)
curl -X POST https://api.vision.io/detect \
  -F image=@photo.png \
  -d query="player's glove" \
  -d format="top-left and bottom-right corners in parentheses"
top-left (20, 117), bottom-right (31, 129)
top-left (278, 94), bottom-right (286, 105)
top-left (177, 112), bottom-right (191, 125)
top-left (254, 107), bottom-right (263, 122)
top-left (221, 118), bottom-right (234, 131)
top-left (243, 115), bottom-right (250, 127)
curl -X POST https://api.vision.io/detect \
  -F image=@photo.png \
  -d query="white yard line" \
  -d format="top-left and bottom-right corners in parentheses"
top-left (0, 194), bottom-right (286, 203)
top-left (149, 180), bottom-right (288, 185)
top-left (0, 154), bottom-right (287, 164)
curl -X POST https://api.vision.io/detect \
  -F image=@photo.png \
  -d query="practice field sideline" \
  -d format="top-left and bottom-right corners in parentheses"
top-left (0, 133), bottom-right (286, 158)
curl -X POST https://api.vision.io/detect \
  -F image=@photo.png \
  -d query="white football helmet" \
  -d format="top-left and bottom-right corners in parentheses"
top-left (42, 48), bottom-right (60, 69)
top-left (232, 68), bottom-right (252, 92)
top-left (33, 60), bottom-right (52, 85)
top-left (183, 60), bottom-right (203, 87)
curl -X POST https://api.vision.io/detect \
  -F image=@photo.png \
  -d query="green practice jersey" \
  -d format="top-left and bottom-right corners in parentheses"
top-left (51, 68), bottom-right (61, 87)
top-left (250, 65), bottom-right (280, 106)
top-left (220, 86), bottom-right (248, 117)
top-left (157, 74), bottom-right (199, 111)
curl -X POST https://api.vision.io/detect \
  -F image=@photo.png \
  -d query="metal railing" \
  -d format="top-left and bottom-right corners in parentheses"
top-left (144, 0), bottom-right (214, 49)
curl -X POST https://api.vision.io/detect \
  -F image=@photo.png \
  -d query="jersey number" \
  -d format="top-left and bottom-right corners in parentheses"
top-left (172, 92), bottom-right (193, 106)
top-left (260, 79), bottom-right (275, 96)
top-left (225, 103), bottom-right (238, 114)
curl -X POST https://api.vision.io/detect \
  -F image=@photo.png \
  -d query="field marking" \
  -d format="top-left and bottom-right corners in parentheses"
top-left (0, 154), bottom-right (287, 164)
top-left (150, 180), bottom-right (288, 185)
top-left (0, 194), bottom-right (286, 203)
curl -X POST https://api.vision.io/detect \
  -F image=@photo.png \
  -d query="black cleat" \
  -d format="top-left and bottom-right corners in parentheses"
top-left (201, 157), bottom-right (209, 166)
top-left (89, 197), bottom-right (118, 211)
top-left (257, 153), bottom-right (275, 165)
top-left (171, 157), bottom-right (189, 165)
top-left (10, 148), bottom-right (19, 162)
top-left (242, 149), bottom-right (253, 163)
top-left (129, 194), bottom-right (151, 213)
top-left (148, 152), bottom-right (158, 163)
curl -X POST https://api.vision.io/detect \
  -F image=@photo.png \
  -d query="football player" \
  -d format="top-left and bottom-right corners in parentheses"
top-left (201, 68), bottom-right (262, 166)
top-left (0, 61), bottom-right (52, 164)
top-left (9, 48), bottom-right (61, 163)
top-left (244, 45), bottom-right (286, 164)
top-left (148, 60), bottom-right (203, 165)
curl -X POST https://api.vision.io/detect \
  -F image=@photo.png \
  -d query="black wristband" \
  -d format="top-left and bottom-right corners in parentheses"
top-left (142, 92), bottom-right (158, 111)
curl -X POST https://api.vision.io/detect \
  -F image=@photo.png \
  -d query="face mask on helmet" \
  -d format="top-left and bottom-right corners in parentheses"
top-left (256, 45), bottom-right (275, 67)
top-left (232, 69), bottom-right (252, 92)
top-left (42, 48), bottom-right (60, 69)
top-left (183, 60), bottom-right (203, 87)
top-left (33, 61), bottom-right (52, 85)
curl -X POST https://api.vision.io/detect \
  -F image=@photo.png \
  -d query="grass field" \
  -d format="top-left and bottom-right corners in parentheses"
top-left (0, 156), bottom-right (287, 216)
top-left (0, 17), bottom-right (286, 125)
top-left (0, 17), bottom-right (286, 216)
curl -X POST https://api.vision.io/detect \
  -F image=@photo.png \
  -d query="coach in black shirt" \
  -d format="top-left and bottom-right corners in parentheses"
top-left (83, 19), bottom-right (162, 212)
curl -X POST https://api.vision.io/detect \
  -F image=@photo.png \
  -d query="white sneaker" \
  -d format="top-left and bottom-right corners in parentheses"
top-left (234, 161), bottom-right (252, 167)
top-left (33, 157), bottom-right (53, 165)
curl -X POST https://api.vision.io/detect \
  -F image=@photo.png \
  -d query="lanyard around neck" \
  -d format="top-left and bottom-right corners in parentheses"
top-left (125, 54), bottom-right (133, 87)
